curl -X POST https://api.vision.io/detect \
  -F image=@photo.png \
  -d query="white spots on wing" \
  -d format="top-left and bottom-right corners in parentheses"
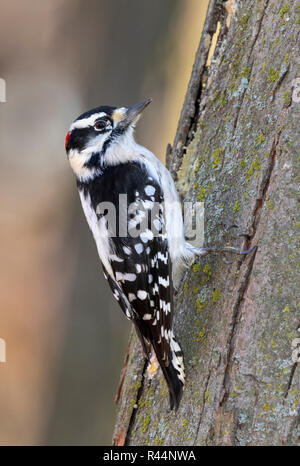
top-left (128, 293), bottom-right (136, 302)
top-left (142, 199), bottom-right (154, 210)
top-left (145, 185), bottom-right (155, 196)
top-left (143, 313), bottom-right (152, 321)
top-left (170, 331), bottom-right (185, 383)
top-left (171, 353), bottom-right (185, 383)
top-left (158, 251), bottom-right (168, 264)
top-left (136, 264), bottom-right (141, 273)
top-left (128, 218), bottom-right (139, 229)
top-left (116, 272), bottom-right (123, 282)
top-left (128, 209), bottom-right (145, 229)
top-left (134, 243), bottom-right (144, 254)
top-left (113, 290), bottom-right (119, 301)
top-left (151, 255), bottom-right (157, 268)
top-left (109, 254), bottom-right (123, 263)
top-left (164, 329), bottom-right (170, 341)
top-left (140, 229), bottom-right (154, 243)
top-left (150, 299), bottom-right (155, 307)
top-left (172, 356), bottom-right (185, 383)
top-left (140, 234), bottom-right (148, 244)
top-left (123, 246), bottom-right (132, 255)
top-left (115, 272), bottom-right (136, 282)
top-left (115, 272), bottom-right (123, 281)
top-left (148, 274), bottom-right (153, 284)
top-left (159, 299), bottom-right (171, 314)
top-left (124, 273), bottom-right (137, 281)
top-left (153, 218), bottom-right (161, 231)
top-left (158, 276), bottom-right (169, 287)
top-left (137, 290), bottom-right (147, 300)
top-left (170, 334), bottom-right (181, 352)
top-left (146, 247), bottom-right (151, 255)
top-left (156, 311), bottom-right (160, 320)
top-left (135, 191), bottom-right (139, 196)
top-left (153, 283), bottom-right (159, 294)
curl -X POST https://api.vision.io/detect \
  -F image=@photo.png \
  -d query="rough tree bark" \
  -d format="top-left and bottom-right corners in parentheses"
top-left (113, 0), bottom-right (300, 446)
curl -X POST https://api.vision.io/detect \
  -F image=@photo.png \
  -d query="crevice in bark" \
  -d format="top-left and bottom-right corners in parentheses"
top-left (114, 343), bottom-right (131, 404)
top-left (124, 359), bottom-right (148, 445)
top-left (252, 132), bottom-right (279, 233)
top-left (193, 365), bottom-right (212, 445)
top-left (220, 126), bottom-right (280, 407)
top-left (248, 0), bottom-right (269, 58)
top-left (284, 363), bottom-right (297, 399)
top-left (232, 0), bottom-right (269, 137)
top-left (220, 248), bottom-right (257, 406)
top-left (270, 64), bottom-right (290, 101)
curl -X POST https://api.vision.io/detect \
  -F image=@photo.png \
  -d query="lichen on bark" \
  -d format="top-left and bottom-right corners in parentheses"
top-left (113, 0), bottom-right (300, 446)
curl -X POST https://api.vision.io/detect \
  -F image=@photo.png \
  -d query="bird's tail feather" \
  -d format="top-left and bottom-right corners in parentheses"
top-left (153, 332), bottom-right (185, 410)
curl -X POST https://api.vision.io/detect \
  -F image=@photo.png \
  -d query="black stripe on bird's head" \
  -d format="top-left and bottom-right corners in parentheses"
top-left (65, 99), bottom-right (152, 153)
top-left (65, 99), bottom-right (152, 180)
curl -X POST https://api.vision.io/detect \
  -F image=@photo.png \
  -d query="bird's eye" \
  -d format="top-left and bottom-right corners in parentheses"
top-left (94, 119), bottom-right (108, 131)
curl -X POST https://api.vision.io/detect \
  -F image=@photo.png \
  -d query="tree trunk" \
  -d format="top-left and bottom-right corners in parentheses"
top-left (113, 0), bottom-right (300, 446)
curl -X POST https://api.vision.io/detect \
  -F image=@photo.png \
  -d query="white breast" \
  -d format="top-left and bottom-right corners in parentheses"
top-left (79, 190), bottom-right (114, 278)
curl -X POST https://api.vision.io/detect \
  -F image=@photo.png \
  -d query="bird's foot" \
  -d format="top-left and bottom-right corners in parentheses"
top-left (226, 224), bottom-right (251, 241)
top-left (194, 245), bottom-right (256, 264)
top-left (188, 225), bottom-right (256, 264)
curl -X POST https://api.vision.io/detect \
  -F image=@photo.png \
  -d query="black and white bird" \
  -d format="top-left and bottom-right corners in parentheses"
top-left (65, 99), bottom-right (254, 410)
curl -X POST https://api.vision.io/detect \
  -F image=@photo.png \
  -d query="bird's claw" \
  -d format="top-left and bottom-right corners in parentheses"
top-left (226, 224), bottom-right (251, 240)
top-left (190, 244), bottom-right (257, 261)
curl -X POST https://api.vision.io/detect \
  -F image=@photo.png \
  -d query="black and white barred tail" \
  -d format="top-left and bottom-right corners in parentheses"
top-left (153, 331), bottom-right (185, 410)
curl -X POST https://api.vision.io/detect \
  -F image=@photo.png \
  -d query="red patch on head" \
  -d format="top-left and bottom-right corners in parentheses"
top-left (65, 130), bottom-right (71, 150)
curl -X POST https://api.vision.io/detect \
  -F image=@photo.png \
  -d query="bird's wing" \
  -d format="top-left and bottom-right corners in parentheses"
top-left (105, 175), bottom-right (173, 366)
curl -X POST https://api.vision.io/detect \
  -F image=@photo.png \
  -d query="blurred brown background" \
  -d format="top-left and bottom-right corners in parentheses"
top-left (0, 0), bottom-right (208, 445)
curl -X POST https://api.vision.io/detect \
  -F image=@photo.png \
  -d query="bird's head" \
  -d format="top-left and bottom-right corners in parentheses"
top-left (65, 98), bottom-right (152, 180)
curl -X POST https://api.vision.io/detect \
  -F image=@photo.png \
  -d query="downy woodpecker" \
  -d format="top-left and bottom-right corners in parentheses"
top-left (65, 99), bottom-right (254, 410)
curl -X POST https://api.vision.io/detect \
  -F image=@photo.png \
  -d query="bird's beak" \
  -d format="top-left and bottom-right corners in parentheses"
top-left (121, 98), bottom-right (152, 128)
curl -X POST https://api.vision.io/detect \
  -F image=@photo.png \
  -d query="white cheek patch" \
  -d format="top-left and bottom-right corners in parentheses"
top-left (68, 148), bottom-right (103, 181)
top-left (68, 149), bottom-right (92, 178)
top-left (82, 132), bottom-right (110, 154)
